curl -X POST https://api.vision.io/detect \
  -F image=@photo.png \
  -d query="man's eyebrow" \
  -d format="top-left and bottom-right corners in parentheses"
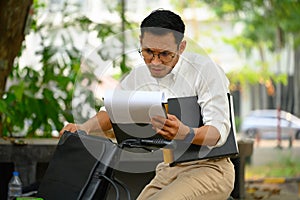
top-left (160, 50), bottom-right (172, 53)
top-left (142, 47), bottom-right (172, 53)
top-left (142, 47), bottom-right (151, 50)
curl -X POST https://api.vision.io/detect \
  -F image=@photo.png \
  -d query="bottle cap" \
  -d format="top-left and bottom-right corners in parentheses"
top-left (13, 171), bottom-right (19, 176)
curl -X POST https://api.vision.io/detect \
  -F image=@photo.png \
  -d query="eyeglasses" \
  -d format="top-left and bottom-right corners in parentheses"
top-left (139, 48), bottom-right (176, 63)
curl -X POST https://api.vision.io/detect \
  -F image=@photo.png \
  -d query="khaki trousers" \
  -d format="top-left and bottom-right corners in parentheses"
top-left (137, 158), bottom-right (235, 200)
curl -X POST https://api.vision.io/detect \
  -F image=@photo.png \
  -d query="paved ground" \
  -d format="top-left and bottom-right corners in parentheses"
top-left (250, 139), bottom-right (300, 166)
top-left (243, 139), bottom-right (300, 200)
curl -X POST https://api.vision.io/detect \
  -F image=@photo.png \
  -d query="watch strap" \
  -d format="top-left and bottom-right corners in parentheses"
top-left (183, 127), bottom-right (195, 143)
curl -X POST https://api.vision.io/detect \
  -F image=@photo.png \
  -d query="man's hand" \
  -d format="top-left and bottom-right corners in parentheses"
top-left (151, 114), bottom-right (190, 140)
top-left (58, 111), bottom-right (112, 137)
top-left (59, 123), bottom-right (85, 137)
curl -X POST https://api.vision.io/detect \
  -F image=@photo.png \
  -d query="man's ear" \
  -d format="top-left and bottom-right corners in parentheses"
top-left (179, 40), bottom-right (186, 54)
top-left (139, 35), bottom-right (142, 46)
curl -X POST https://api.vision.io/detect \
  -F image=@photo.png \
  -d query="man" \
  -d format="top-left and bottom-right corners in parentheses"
top-left (60, 9), bottom-right (234, 200)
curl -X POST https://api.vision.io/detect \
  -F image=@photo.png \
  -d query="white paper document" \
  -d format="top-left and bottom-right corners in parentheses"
top-left (104, 90), bottom-right (166, 123)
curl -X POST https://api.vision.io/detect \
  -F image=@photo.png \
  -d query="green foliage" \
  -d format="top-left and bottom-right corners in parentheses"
top-left (234, 116), bottom-right (242, 132)
top-left (201, 0), bottom-right (300, 91)
top-left (170, 0), bottom-right (299, 92)
top-left (227, 64), bottom-right (287, 89)
top-left (170, 0), bottom-right (205, 11)
top-left (203, 0), bottom-right (300, 50)
top-left (1, 1), bottom-right (131, 137)
top-left (227, 66), bottom-right (261, 86)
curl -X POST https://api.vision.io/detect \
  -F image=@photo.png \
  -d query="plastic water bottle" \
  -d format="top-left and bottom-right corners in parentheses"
top-left (7, 171), bottom-right (22, 200)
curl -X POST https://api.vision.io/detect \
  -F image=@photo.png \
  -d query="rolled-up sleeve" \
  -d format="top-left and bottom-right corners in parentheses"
top-left (196, 61), bottom-right (230, 147)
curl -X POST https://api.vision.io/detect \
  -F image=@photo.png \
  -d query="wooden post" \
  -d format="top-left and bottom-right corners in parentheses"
top-left (162, 149), bottom-right (174, 164)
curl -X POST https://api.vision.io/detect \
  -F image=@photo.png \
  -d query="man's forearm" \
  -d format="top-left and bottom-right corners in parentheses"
top-left (82, 111), bottom-right (112, 133)
top-left (193, 125), bottom-right (220, 146)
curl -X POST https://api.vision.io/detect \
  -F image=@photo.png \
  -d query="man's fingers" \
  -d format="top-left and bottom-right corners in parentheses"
top-left (59, 123), bottom-right (78, 136)
top-left (151, 116), bottom-right (166, 129)
top-left (151, 114), bottom-right (183, 140)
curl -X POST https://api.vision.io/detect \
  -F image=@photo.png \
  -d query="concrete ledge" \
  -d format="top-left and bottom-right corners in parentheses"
top-left (0, 138), bottom-right (254, 199)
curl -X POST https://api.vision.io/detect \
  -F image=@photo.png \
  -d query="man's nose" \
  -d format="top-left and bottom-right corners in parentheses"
top-left (151, 54), bottom-right (162, 65)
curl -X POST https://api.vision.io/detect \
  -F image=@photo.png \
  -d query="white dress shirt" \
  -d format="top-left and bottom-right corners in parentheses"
top-left (119, 52), bottom-right (230, 147)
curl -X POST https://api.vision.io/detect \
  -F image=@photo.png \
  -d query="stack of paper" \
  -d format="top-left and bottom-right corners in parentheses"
top-left (104, 90), bottom-right (166, 124)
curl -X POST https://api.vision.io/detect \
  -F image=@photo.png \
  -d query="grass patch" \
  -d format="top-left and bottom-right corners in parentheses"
top-left (245, 155), bottom-right (300, 179)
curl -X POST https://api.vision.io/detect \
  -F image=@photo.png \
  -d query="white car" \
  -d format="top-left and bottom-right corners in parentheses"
top-left (240, 109), bottom-right (300, 140)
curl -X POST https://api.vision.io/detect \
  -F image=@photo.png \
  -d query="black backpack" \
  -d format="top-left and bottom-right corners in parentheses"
top-left (37, 130), bottom-right (130, 200)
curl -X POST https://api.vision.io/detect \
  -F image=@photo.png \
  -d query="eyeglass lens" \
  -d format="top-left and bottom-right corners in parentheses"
top-left (140, 49), bottom-right (175, 62)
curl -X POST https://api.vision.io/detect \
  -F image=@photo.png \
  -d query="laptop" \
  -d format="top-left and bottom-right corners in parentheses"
top-left (108, 93), bottom-right (239, 166)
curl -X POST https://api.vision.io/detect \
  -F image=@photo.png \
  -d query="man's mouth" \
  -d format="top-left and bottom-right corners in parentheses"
top-left (151, 67), bottom-right (163, 72)
top-left (149, 65), bottom-right (165, 72)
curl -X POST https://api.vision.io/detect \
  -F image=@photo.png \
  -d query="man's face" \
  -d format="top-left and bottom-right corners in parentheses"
top-left (140, 32), bottom-right (183, 78)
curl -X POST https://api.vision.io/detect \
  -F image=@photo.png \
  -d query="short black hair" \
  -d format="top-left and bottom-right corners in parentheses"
top-left (140, 9), bottom-right (185, 45)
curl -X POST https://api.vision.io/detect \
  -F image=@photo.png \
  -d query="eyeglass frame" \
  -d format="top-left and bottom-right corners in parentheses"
top-left (138, 48), bottom-right (178, 63)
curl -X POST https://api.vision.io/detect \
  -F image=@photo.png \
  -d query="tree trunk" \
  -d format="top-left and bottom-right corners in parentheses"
top-left (0, 0), bottom-right (33, 136)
